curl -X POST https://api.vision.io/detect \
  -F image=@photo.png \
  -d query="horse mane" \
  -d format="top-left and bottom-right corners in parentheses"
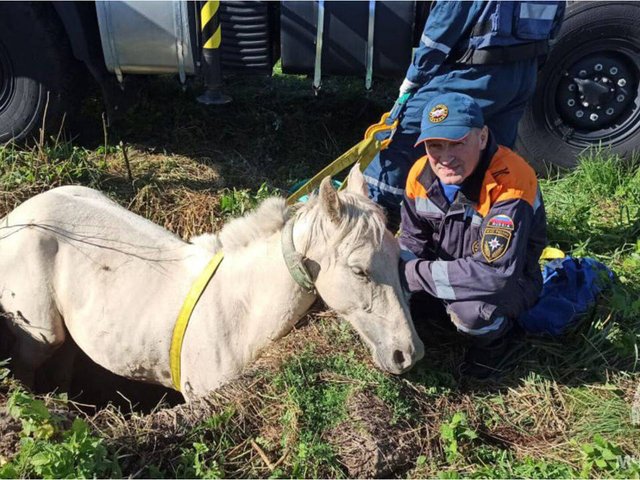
top-left (189, 191), bottom-right (387, 254)
top-left (298, 191), bottom-right (387, 252)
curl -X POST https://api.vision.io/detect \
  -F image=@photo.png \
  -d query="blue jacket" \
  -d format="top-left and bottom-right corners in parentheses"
top-left (406, 1), bottom-right (565, 85)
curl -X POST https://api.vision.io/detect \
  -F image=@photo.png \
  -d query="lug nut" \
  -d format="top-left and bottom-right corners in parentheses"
top-left (595, 63), bottom-right (603, 71)
top-left (606, 108), bottom-right (615, 115)
top-left (582, 101), bottom-right (590, 107)
top-left (568, 84), bottom-right (576, 91)
top-left (567, 99), bottom-right (575, 106)
top-left (610, 67), bottom-right (618, 75)
top-left (579, 69), bottom-right (588, 77)
top-left (576, 110), bottom-right (584, 118)
top-left (590, 113), bottom-right (599, 121)
top-left (618, 78), bottom-right (627, 87)
top-left (617, 94), bottom-right (625, 102)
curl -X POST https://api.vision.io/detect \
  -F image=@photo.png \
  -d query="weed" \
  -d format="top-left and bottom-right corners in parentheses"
top-left (579, 434), bottom-right (640, 478)
top-left (0, 389), bottom-right (120, 479)
top-left (219, 183), bottom-right (279, 218)
top-left (440, 412), bottom-right (478, 464)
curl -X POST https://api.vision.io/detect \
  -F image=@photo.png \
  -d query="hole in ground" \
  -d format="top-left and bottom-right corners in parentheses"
top-left (0, 321), bottom-right (184, 413)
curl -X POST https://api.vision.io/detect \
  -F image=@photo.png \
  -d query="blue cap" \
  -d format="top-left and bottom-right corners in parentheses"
top-left (415, 93), bottom-right (485, 146)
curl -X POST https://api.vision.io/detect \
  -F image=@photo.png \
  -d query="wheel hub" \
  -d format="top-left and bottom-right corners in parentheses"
top-left (556, 53), bottom-right (636, 131)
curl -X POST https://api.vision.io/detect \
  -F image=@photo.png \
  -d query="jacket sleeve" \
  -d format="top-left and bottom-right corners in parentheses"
top-left (405, 1), bottom-right (484, 84)
top-left (399, 192), bottom-right (434, 258)
top-left (403, 197), bottom-right (537, 304)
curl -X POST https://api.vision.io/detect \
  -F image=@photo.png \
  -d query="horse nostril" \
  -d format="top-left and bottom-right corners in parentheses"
top-left (393, 349), bottom-right (406, 366)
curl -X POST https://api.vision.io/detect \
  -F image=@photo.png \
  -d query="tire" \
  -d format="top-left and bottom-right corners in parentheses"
top-left (516, 2), bottom-right (640, 171)
top-left (0, 3), bottom-right (81, 144)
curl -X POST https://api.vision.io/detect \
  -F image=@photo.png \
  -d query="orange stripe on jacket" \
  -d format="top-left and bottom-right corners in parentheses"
top-left (405, 156), bottom-right (429, 200)
top-left (405, 147), bottom-right (538, 217)
top-left (476, 146), bottom-right (538, 217)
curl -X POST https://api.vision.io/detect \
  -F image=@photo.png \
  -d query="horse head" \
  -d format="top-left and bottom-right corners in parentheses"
top-left (293, 166), bottom-right (425, 374)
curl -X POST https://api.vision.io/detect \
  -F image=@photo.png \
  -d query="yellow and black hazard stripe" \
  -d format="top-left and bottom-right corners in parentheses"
top-left (200, 0), bottom-right (221, 50)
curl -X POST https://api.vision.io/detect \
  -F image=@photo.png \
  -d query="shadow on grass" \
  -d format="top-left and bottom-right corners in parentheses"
top-left (75, 74), bottom-right (398, 193)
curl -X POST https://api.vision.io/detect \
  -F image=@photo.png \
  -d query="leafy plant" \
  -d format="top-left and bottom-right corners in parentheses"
top-left (219, 183), bottom-right (277, 218)
top-left (580, 434), bottom-right (625, 477)
top-left (0, 389), bottom-right (120, 479)
top-left (440, 412), bottom-right (478, 464)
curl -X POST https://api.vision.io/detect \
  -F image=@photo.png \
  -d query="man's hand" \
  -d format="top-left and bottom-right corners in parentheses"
top-left (399, 78), bottom-right (419, 96)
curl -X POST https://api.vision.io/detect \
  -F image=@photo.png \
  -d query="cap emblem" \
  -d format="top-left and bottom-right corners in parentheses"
top-left (428, 104), bottom-right (448, 123)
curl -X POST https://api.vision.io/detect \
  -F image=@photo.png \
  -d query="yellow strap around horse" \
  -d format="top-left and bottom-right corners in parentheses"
top-left (170, 250), bottom-right (224, 391)
top-left (286, 113), bottom-right (398, 205)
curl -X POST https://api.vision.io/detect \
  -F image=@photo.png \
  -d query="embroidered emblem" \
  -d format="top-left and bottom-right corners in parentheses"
top-left (481, 214), bottom-right (514, 263)
top-left (429, 104), bottom-right (449, 123)
top-left (472, 240), bottom-right (479, 254)
top-left (487, 214), bottom-right (514, 230)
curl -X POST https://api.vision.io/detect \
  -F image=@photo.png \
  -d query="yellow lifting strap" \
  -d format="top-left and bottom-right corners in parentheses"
top-left (540, 246), bottom-right (566, 261)
top-left (286, 113), bottom-right (398, 205)
top-left (170, 250), bottom-right (225, 391)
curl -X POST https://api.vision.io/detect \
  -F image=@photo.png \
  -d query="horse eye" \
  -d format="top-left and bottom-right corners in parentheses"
top-left (351, 266), bottom-right (368, 278)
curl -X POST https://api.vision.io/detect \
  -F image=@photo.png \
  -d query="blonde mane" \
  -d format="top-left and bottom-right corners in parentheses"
top-left (189, 191), bottom-right (387, 254)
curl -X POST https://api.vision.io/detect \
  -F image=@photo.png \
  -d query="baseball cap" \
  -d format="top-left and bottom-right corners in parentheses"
top-left (415, 92), bottom-right (485, 146)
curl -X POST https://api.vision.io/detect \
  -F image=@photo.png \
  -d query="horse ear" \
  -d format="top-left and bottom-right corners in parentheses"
top-left (319, 176), bottom-right (342, 224)
top-left (346, 163), bottom-right (369, 197)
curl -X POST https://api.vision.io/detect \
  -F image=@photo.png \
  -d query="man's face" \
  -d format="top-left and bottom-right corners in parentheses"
top-left (424, 126), bottom-right (488, 185)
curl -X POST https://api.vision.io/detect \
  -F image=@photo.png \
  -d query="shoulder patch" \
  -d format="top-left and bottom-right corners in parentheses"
top-left (487, 214), bottom-right (514, 230)
top-left (481, 214), bottom-right (514, 263)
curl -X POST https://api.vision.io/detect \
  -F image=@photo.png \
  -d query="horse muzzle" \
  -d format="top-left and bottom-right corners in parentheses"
top-left (376, 339), bottom-right (425, 375)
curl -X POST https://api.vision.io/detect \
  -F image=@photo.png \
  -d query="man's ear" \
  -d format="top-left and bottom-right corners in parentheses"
top-left (479, 125), bottom-right (489, 149)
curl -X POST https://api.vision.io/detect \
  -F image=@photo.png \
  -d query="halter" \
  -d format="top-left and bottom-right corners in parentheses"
top-left (281, 217), bottom-right (316, 294)
top-left (170, 216), bottom-right (316, 392)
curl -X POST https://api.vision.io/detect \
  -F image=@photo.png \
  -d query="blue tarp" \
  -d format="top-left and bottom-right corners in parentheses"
top-left (518, 257), bottom-right (615, 336)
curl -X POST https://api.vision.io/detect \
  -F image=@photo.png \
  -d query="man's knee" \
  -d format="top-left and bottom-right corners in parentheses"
top-left (447, 306), bottom-right (512, 343)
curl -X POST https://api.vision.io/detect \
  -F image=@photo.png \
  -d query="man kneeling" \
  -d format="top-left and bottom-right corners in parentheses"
top-left (399, 92), bottom-right (546, 379)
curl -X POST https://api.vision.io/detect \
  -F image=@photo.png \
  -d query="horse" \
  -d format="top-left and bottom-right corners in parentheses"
top-left (0, 166), bottom-right (424, 400)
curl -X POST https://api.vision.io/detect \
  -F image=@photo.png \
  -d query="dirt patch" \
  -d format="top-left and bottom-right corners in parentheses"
top-left (327, 390), bottom-right (420, 478)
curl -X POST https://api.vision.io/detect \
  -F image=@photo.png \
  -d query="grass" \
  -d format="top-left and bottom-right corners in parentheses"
top-left (1, 74), bottom-right (640, 478)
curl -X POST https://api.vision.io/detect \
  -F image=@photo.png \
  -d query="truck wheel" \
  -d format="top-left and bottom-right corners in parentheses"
top-left (0, 4), bottom-right (79, 144)
top-left (516, 2), bottom-right (640, 170)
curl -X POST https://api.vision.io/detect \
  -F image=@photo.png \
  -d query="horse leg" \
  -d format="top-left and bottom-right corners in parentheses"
top-left (0, 233), bottom-right (67, 390)
top-left (2, 298), bottom-right (66, 391)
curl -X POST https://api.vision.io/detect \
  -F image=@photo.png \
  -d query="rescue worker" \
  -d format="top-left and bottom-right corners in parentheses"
top-left (399, 93), bottom-right (546, 379)
top-left (364, 0), bottom-right (565, 230)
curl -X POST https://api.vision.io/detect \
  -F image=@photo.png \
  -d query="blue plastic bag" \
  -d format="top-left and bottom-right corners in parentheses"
top-left (518, 257), bottom-right (614, 336)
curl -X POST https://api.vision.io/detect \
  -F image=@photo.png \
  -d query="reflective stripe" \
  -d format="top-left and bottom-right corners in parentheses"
top-left (533, 187), bottom-right (542, 213)
top-left (431, 261), bottom-right (456, 300)
top-left (519, 3), bottom-right (558, 21)
top-left (454, 315), bottom-right (507, 336)
top-left (363, 175), bottom-right (405, 196)
top-left (420, 33), bottom-right (451, 55)
top-left (416, 197), bottom-right (445, 215)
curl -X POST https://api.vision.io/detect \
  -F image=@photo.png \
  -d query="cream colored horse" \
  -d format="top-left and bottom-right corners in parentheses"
top-left (0, 167), bottom-right (423, 400)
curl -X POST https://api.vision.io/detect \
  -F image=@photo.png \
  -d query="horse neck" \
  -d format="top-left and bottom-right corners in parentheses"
top-left (182, 224), bottom-right (317, 392)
